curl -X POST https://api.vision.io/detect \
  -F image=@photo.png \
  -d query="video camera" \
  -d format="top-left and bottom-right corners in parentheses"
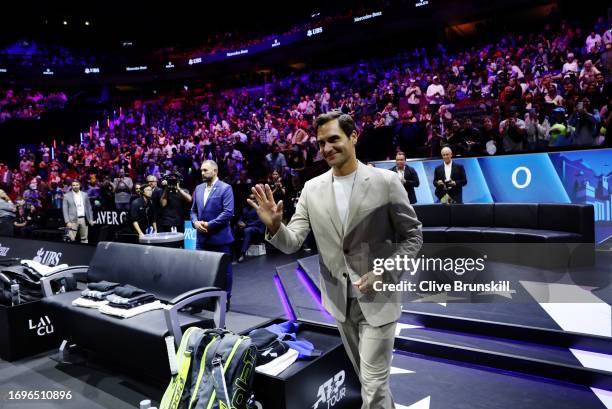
top-left (161, 172), bottom-right (183, 192)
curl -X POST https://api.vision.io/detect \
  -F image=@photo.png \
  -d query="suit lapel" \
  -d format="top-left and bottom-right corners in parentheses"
top-left (321, 171), bottom-right (343, 239)
top-left (345, 162), bottom-right (371, 234)
top-left (199, 185), bottom-right (207, 213)
top-left (202, 183), bottom-right (217, 212)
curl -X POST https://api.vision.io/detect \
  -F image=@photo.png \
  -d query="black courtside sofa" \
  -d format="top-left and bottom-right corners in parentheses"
top-left (41, 241), bottom-right (229, 381)
top-left (414, 203), bottom-right (595, 266)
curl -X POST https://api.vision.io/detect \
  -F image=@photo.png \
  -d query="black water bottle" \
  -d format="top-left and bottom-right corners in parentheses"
top-left (10, 284), bottom-right (20, 306)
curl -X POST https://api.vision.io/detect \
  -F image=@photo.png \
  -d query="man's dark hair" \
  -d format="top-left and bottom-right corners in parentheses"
top-left (314, 111), bottom-right (357, 138)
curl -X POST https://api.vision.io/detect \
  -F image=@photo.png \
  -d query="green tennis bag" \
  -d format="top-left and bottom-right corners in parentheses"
top-left (160, 327), bottom-right (257, 409)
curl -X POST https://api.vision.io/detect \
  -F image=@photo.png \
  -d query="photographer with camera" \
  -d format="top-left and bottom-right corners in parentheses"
top-left (157, 172), bottom-right (192, 233)
top-left (500, 107), bottom-right (526, 153)
top-left (569, 98), bottom-right (598, 146)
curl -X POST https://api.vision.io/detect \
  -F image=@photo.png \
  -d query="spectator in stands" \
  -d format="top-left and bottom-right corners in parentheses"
top-left (499, 108), bottom-right (527, 152)
top-left (236, 193), bottom-right (266, 263)
top-left (265, 144), bottom-right (287, 173)
top-left (580, 60), bottom-right (601, 84)
top-left (62, 180), bottom-right (95, 243)
top-left (287, 145), bottom-right (306, 174)
top-left (0, 163), bottom-right (11, 188)
top-left (426, 75), bottom-right (445, 113)
top-left (18, 204), bottom-right (44, 239)
top-left (23, 182), bottom-right (41, 208)
top-left (380, 103), bottom-right (399, 127)
top-left (268, 170), bottom-right (286, 205)
top-left (85, 176), bottom-right (101, 207)
top-left (458, 118), bottom-right (483, 155)
top-left (99, 177), bottom-right (115, 210)
top-left (570, 98), bottom-right (599, 146)
top-left (524, 109), bottom-right (550, 150)
top-left (0, 189), bottom-right (16, 236)
top-left (586, 31), bottom-right (603, 53)
top-left (320, 86), bottom-right (331, 113)
top-left (563, 53), bottom-right (579, 74)
top-left (548, 107), bottom-right (573, 147)
top-left (13, 205), bottom-right (27, 236)
top-left (405, 79), bottom-right (422, 114)
top-left (112, 168), bottom-right (133, 211)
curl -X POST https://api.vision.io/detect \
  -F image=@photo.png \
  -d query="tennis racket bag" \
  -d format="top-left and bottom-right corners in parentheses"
top-left (160, 327), bottom-right (257, 409)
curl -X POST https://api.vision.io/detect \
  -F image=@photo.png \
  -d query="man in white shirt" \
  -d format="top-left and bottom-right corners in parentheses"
top-left (426, 75), bottom-right (445, 113)
top-left (562, 53), bottom-right (579, 74)
top-left (586, 31), bottom-right (602, 52)
top-left (62, 181), bottom-right (95, 243)
top-left (433, 147), bottom-right (467, 203)
top-left (249, 111), bottom-right (422, 408)
top-left (405, 79), bottom-right (422, 113)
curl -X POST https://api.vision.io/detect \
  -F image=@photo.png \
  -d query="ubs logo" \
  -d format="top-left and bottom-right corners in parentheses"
top-left (33, 248), bottom-right (63, 266)
top-left (28, 315), bottom-right (54, 336)
top-left (313, 370), bottom-right (346, 409)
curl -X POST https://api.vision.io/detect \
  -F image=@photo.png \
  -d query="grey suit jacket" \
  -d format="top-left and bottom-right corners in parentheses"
top-left (268, 162), bottom-right (422, 327)
top-left (62, 191), bottom-right (94, 224)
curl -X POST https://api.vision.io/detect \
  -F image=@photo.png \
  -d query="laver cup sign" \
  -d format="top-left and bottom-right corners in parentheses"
top-left (94, 210), bottom-right (128, 225)
top-left (28, 315), bottom-right (54, 337)
top-left (312, 370), bottom-right (346, 409)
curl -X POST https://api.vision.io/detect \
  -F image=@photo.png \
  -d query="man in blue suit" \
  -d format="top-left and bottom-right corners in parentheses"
top-left (190, 160), bottom-right (235, 307)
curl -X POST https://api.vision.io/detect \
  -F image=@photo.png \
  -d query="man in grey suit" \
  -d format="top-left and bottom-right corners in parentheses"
top-left (62, 181), bottom-right (95, 243)
top-left (248, 111), bottom-right (422, 408)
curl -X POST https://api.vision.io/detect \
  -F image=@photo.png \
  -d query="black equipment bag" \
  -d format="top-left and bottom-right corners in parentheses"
top-left (160, 327), bottom-right (257, 409)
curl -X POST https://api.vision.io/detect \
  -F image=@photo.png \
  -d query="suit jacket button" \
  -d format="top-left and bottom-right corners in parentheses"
top-left (342, 272), bottom-right (348, 278)
top-left (343, 248), bottom-right (349, 255)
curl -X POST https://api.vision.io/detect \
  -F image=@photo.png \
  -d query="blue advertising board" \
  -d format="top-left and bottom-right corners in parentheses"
top-left (372, 148), bottom-right (612, 244)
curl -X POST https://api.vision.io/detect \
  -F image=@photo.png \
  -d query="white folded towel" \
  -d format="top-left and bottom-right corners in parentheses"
top-left (255, 348), bottom-right (299, 376)
top-left (72, 297), bottom-right (109, 309)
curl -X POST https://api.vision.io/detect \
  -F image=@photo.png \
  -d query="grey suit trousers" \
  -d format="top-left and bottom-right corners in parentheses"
top-left (336, 298), bottom-right (397, 409)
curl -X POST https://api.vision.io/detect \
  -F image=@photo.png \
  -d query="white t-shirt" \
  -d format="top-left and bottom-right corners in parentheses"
top-left (562, 61), bottom-right (578, 74)
top-left (332, 170), bottom-right (357, 229)
top-left (73, 191), bottom-right (85, 217)
top-left (426, 83), bottom-right (445, 104)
